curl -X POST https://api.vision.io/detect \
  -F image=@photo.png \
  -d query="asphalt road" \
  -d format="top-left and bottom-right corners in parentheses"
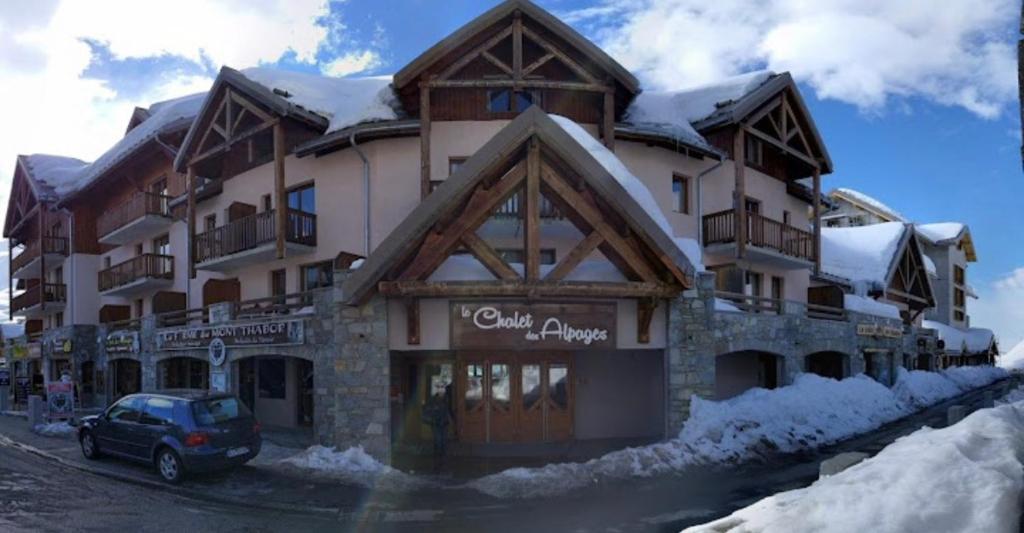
top-left (0, 377), bottom-right (1016, 533)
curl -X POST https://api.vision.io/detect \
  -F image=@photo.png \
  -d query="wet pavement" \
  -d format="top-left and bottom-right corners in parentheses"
top-left (0, 376), bottom-right (1016, 533)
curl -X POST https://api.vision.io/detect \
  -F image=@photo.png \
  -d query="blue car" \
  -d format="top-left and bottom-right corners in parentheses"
top-left (78, 390), bottom-right (262, 483)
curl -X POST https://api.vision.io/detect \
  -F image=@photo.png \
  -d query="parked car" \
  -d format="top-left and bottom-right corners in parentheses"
top-left (78, 390), bottom-right (262, 483)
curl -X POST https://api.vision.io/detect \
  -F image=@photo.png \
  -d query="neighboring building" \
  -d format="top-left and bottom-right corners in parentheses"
top-left (823, 188), bottom-right (907, 228)
top-left (0, 0), bottom-right (994, 464)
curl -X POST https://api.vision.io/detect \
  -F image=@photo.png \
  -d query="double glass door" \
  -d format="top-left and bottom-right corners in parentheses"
top-left (457, 354), bottom-right (572, 444)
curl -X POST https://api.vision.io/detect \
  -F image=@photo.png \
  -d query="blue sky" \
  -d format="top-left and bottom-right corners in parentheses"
top-left (1, 0), bottom-right (1021, 346)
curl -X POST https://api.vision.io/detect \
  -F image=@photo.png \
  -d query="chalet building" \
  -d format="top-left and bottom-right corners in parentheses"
top-left (0, 0), bottom-right (996, 464)
top-left (823, 187), bottom-right (907, 227)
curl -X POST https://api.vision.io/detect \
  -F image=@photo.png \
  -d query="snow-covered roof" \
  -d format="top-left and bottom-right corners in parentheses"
top-left (820, 222), bottom-right (907, 287)
top-left (830, 188), bottom-right (908, 223)
top-left (626, 71), bottom-right (774, 128)
top-left (844, 294), bottom-right (901, 320)
top-left (18, 154), bottom-right (91, 202)
top-left (240, 68), bottom-right (402, 134)
top-left (923, 320), bottom-right (995, 354)
top-left (916, 222), bottom-right (967, 244)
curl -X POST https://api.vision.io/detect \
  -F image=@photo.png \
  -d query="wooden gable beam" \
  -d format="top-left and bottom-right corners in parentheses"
top-left (637, 298), bottom-right (656, 344)
top-left (461, 231), bottom-right (520, 280)
top-left (545, 230), bottom-right (603, 281)
top-left (521, 26), bottom-right (600, 85)
top-left (405, 297), bottom-right (420, 345)
top-left (524, 137), bottom-right (541, 280)
top-left (436, 25), bottom-right (514, 81)
top-left (379, 280), bottom-right (677, 299)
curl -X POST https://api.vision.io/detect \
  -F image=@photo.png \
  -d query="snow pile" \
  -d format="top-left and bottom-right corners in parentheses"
top-left (942, 365), bottom-right (1007, 389)
top-left (843, 294), bottom-right (901, 320)
top-left (916, 222), bottom-right (967, 244)
top-left (997, 385), bottom-right (1024, 405)
top-left (278, 445), bottom-right (431, 492)
top-left (999, 339), bottom-right (1024, 370)
top-left (892, 368), bottom-right (969, 409)
top-left (832, 188), bottom-right (907, 222)
top-left (820, 222), bottom-right (906, 286)
top-left (715, 298), bottom-right (741, 312)
top-left (626, 70), bottom-right (774, 127)
top-left (33, 421), bottom-right (75, 437)
top-left (678, 374), bottom-right (908, 463)
top-left (241, 68), bottom-right (400, 133)
top-left (684, 402), bottom-right (1024, 533)
top-left (923, 320), bottom-right (995, 354)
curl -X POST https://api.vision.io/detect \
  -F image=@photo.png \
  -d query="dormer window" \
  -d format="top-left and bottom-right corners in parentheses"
top-left (487, 89), bottom-right (541, 113)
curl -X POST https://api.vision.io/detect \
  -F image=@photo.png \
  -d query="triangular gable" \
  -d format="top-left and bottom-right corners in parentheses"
top-left (700, 73), bottom-right (832, 176)
top-left (173, 66), bottom-right (329, 174)
top-left (393, 0), bottom-right (639, 114)
top-left (883, 229), bottom-right (935, 312)
top-left (3, 160), bottom-right (39, 238)
top-left (343, 106), bottom-right (694, 305)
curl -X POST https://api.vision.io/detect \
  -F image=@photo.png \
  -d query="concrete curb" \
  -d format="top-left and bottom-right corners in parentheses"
top-left (0, 432), bottom-right (351, 519)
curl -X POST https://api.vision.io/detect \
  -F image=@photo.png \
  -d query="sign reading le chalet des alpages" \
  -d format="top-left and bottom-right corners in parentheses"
top-left (156, 319), bottom-right (304, 351)
top-left (452, 302), bottom-right (616, 350)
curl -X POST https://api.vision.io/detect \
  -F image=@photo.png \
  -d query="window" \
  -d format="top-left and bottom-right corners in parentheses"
top-left (783, 211), bottom-right (791, 225)
top-left (745, 198), bottom-right (761, 214)
top-left (487, 89), bottom-right (541, 113)
top-left (204, 214), bottom-right (217, 231)
top-left (449, 157), bottom-right (467, 176)
top-left (134, 299), bottom-right (144, 319)
top-left (149, 177), bottom-right (168, 196)
top-left (954, 265), bottom-right (965, 285)
top-left (496, 248), bottom-right (557, 265)
top-left (192, 397), bottom-right (251, 425)
top-left (153, 234), bottom-right (170, 256)
top-left (300, 261), bottom-right (333, 291)
top-left (270, 269), bottom-right (287, 297)
top-left (287, 183), bottom-right (315, 214)
top-left (258, 358), bottom-right (286, 399)
top-left (104, 256), bottom-right (112, 269)
top-left (672, 174), bottom-right (691, 214)
top-left (262, 194), bottom-right (272, 212)
top-left (53, 312), bottom-right (63, 328)
top-left (745, 271), bottom-right (763, 297)
top-left (745, 135), bottom-right (764, 166)
top-left (106, 396), bottom-right (143, 422)
top-left (140, 397), bottom-right (176, 426)
top-left (771, 276), bottom-right (784, 300)
top-left (954, 310), bottom-right (966, 322)
top-left (954, 288), bottom-right (966, 308)
top-left (134, 243), bottom-right (143, 256)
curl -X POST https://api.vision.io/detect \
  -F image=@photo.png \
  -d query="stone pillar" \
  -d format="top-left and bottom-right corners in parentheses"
top-left (310, 287), bottom-right (337, 446)
top-left (207, 302), bottom-right (235, 393)
top-left (666, 271), bottom-right (717, 436)
top-left (334, 273), bottom-right (391, 462)
top-left (139, 315), bottom-right (159, 392)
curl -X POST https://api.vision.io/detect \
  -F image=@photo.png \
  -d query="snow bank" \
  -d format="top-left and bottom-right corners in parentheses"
top-left (684, 402), bottom-right (1024, 533)
top-left (33, 421), bottom-right (75, 437)
top-left (279, 445), bottom-right (432, 492)
top-left (844, 294), bottom-right (901, 320)
top-left (832, 188), bottom-right (907, 222)
top-left (820, 222), bottom-right (906, 286)
top-left (469, 367), bottom-right (1010, 499)
top-left (999, 339), bottom-right (1024, 370)
top-left (241, 68), bottom-right (400, 133)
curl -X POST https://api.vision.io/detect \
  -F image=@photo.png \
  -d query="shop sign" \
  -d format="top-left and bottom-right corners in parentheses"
top-left (51, 338), bottom-right (73, 355)
top-left (208, 338), bottom-right (227, 367)
top-left (451, 302), bottom-right (616, 350)
top-left (856, 324), bottom-right (902, 339)
top-left (11, 343), bottom-right (41, 360)
top-left (156, 319), bottom-right (305, 351)
top-left (0, 369), bottom-right (9, 387)
top-left (105, 330), bottom-right (140, 354)
top-left (15, 376), bottom-right (30, 403)
top-left (46, 382), bottom-right (74, 419)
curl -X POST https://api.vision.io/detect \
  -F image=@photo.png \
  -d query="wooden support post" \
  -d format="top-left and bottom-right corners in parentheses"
top-left (813, 165), bottom-right (822, 274)
top-left (512, 10), bottom-right (523, 81)
top-left (7, 238), bottom-right (11, 320)
top-left (637, 299), bottom-right (655, 344)
top-left (734, 127), bottom-right (747, 259)
top-left (420, 84), bottom-right (431, 200)
top-left (603, 90), bottom-right (615, 150)
top-left (187, 165), bottom-right (196, 280)
top-left (406, 297), bottom-right (420, 345)
top-left (525, 137), bottom-right (541, 281)
top-left (273, 121), bottom-right (286, 260)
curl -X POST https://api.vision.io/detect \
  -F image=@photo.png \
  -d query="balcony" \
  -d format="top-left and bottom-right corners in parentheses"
top-left (99, 253), bottom-right (175, 296)
top-left (11, 236), bottom-right (68, 280)
top-left (12, 283), bottom-right (66, 318)
top-left (98, 192), bottom-right (174, 245)
top-left (703, 209), bottom-right (815, 269)
top-left (194, 209), bottom-right (316, 271)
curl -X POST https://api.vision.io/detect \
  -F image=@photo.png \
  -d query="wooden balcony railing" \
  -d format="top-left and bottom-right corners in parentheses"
top-left (98, 253), bottom-right (174, 292)
top-left (703, 210), bottom-right (815, 262)
top-left (11, 236), bottom-right (69, 273)
top-left (97, 192), bottom-right (173, 239)
top-left (194, 209), bottom-right (317, 264)
top-left (12, 283), bottom-right (66, 313)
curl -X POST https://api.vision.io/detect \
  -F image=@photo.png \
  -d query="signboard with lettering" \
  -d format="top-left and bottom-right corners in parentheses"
top-left (51, 338), bottom-right (73, 355)
top-left (156, 319), bottom-right (305, 351)
top-left (105, 330), bottom-right (140, 354)
top-left (451, 302), bottom-right (616, 351)
top-left (11, 343), bottom-right (41, 360)
top-left (46, 382), bottom-right (74, 419)
top-left (856, 324), bottom-right (903, 339)
top-left (0, 369), bottom-right (9, 387)
top-left (14, 376), bottom-right (30, 403)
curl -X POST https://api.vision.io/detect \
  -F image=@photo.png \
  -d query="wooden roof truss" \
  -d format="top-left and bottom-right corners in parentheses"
top-left (742, 89), bottom-right (820, 170)
top-left (189, 87), bottom-right (277, 169)
top-left (886, 235), bottom-right (934, 321)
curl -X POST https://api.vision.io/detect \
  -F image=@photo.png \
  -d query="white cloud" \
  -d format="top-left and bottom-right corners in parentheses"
top-left (971, 269), bottom-right (1024, 353)
top-left (321, 49), bottom-right (381, 77)
top-left (572, 0), bottom-right (1018, 118)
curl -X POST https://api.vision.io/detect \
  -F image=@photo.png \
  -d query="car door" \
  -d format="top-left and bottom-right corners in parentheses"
top-left (98, 396), bottom-right (144, 456)
top-left (132, 397), bottom-right (177, 460)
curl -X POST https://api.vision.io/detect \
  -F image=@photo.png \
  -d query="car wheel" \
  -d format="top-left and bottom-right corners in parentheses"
top-left (80, 432), bottom-right (101, 460)
top-left (156, 449), bottom-right (184, 484)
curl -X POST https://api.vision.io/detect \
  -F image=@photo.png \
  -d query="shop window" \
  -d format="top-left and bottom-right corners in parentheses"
top-left (287, 183), bottom-right (316, 214)
top-left (301, 261), bottom-right (333, 292)
top-left (465, 364), bottom-right (484, 410)
top-left (549, 364), bottom-right (569, 409)
top-left (522, 364), bottom-right (541, 410)
top-left (672, 174), bottom-right (690, 214)
top-left (258, 358), bottom-right (286, 399)
top-left (491, 364), bottom-right (510, 407)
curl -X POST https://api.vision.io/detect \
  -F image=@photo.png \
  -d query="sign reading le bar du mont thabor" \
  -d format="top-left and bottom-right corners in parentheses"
top-left (156, 319), bottom-right (305, 351)
top-left (451, 302), bottom-right (616, 350)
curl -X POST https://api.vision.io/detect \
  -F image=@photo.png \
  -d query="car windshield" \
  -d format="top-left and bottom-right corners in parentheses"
top-left (191, 397), bottom-right (251, 425)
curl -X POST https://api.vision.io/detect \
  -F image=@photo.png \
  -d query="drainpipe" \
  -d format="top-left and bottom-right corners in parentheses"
top-left (350, 132), bottom-right (371, 257)
top-left (696, 157), bottom-right (725, 246)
